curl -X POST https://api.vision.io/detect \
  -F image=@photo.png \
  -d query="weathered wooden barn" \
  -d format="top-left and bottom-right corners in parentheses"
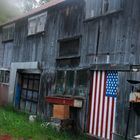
top-left (0, 0), bottom-right (140, 139)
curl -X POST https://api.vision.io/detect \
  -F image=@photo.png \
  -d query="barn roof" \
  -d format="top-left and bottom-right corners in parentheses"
top-left (0, 0), bottom-right (65, 27)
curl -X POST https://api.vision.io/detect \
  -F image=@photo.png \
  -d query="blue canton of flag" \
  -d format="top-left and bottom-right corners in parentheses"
top-left (106, 71), bottom-right (118, 97)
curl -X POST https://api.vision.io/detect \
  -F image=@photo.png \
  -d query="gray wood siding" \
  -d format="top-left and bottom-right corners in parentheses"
top-left (84, 0), bottom-right (140, 66)
top-left (115, 72), bottom-right (140, 139)
top-left (3, 42), bottom-right (13, 68)
top-left (0, 33), bottom-right (4, 67)
top-left (85, 0), bottom-right (123, 19)
top-left (0, 0), bottom-right (140, 138)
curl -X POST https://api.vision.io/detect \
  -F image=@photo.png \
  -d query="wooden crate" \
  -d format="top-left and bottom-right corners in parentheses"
top-left (53, 104), bottom-right (70, 120)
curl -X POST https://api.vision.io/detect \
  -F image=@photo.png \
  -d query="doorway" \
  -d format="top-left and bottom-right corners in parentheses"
top-left (19, 73), bottom-right (40, 114)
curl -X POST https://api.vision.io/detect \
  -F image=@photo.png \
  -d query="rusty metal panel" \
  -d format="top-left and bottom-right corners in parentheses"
top-left (0, 84), bottom-right (9, 105)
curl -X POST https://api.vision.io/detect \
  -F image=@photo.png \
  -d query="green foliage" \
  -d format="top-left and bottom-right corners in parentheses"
top-left (39, 0), bottom-right (50, 5)
top-left (0, 0), bottom-right (52, 24)
top-left (0, 107), bottom-right (86, 140)
top-left (0, 0), bottom-right (21, 24)
top-left (17, 0), bottom-right (50, 12)
top-left (18, 0), bottom-right (38, 12)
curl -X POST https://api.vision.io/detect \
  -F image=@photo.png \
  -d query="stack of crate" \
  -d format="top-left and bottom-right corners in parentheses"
top-left (52, 104), bottom-right (74, 131)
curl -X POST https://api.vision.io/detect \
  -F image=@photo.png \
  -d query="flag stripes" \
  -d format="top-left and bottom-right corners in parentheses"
top-left (88, 71), bottom-right (118, 140)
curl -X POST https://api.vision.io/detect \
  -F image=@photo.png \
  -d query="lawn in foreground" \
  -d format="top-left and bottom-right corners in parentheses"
top-left (0, 107), bottom-right (86, 140)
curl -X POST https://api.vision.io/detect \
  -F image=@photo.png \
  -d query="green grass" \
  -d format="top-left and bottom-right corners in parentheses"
top-left (0, 106), bottom-right (86, 140)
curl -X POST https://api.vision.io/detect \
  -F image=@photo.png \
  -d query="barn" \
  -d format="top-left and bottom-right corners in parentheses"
top-left (0, 0), bottom-right (140, 139)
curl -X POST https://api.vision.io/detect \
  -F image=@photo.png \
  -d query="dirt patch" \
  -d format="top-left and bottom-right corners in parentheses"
top-left (0, 135), bottom-right (12, 140)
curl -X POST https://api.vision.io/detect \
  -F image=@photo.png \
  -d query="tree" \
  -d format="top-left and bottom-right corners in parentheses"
top-left (0, 0), bottom-right (51, 24)
top-left (39, 0), bottom-right (50, 5)
top-left (16, 0), bottom-right (51, 12)
top-left (0, 0), bottom-right (21, 24)
top-left (17, 0), bottom-right (38, 12)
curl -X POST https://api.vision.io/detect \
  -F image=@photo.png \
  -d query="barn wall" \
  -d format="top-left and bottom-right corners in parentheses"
top-left (115, 72), bottom-right (140, 139)
top-left (83, 0), bottom-right (140, 66)
top-left (1, 0), bottom-right (140, 69)
top-left (0, 32), bottom-right (4, 67)
top-left (0, 0), bottom-right (140, 138)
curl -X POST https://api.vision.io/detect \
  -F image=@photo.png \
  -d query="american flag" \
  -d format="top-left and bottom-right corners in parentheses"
top-left (88, 71), bottom-right (118, 140)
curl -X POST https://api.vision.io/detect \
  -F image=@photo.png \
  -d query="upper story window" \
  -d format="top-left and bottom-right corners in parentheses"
top-left (56, 38), bottom-right (80, 68)
top-left (85, 0), bottom-right (123, 19)
top-left (2, 23), bottom-right (15, 42)
top-left (59, 39), bottom-right (80, 57)
top-left (28, 12), bottom-right (47, 36)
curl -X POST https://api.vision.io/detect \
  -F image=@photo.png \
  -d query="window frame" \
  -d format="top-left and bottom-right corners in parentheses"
top-left (54, 69), bottom-right (89, 97)
top-left (20, 73), bottom-right (40, 114)
top-left (56, 36), bottom-right (81, 68)
top-left (0, 69), bottom-right (10, 85)
top-left (2, 23), bottom-right (15, 42)
top-left (85, 0), bottom-right (124, 20)
top-left (28, 12), bottom-right (47, 36)
top-left (57, 37), bottom-right (81, 59)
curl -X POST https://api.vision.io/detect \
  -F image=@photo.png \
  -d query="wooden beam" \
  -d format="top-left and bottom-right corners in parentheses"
top-left (46, 96), bottom-right (83, 108)
top-left (90, 64), bottom-right (131, 71)
top-left (84, 9), bottom-right (123, 23)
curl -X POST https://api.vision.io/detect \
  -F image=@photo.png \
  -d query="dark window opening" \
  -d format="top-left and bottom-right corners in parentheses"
top-left (57, 38), bottom-right (80, 68)
top-left (59, 39), bottom-right (79, 57)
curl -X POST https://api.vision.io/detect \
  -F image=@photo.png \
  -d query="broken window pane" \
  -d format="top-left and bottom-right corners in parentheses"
top-left (5, 71), bottom-right (10, 83)
top-left (31, 103), bottom-right (37, 114)
top-left (65, 71), bottom-right (74, 95)
top-left (27, 91), bottom-right (32, 100)
top-left (0, 70), bottom-right (10, 84)
top-left (20, 99), bottom-right (25, 111)
top-left (34, 80), bottom-right (39, 90)
top-left (33, 91), bottom-right (38, 101)
top-left (34, 75), bottom-right (40, 80)
top-left (0, 71), bottom-right (4, 83)
top-left (23, 79), bottom-right (28, 88)
top-left (55, 71), bottom-right (65, 95)
top-left (25, 101), bottom-right (31, 112)
top-left (21, 89), bottom-right (26, 98)
top-left (75, 70), bottom-right (88, 96)
top-left (28, 80), bottom-right (33, 90)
